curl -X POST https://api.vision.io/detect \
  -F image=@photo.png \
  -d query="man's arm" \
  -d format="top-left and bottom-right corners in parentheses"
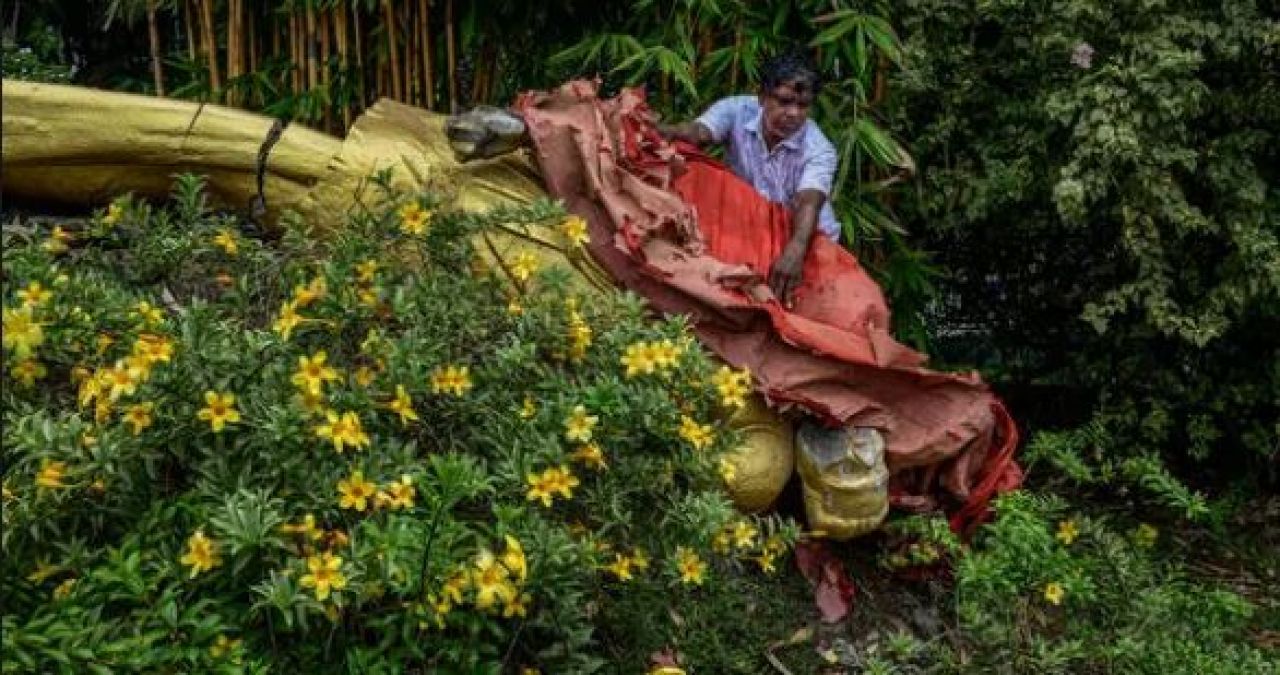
top-left (769, 189), bottom-right (824, 306)
top-left (657, 121), bottom-right (714, 147)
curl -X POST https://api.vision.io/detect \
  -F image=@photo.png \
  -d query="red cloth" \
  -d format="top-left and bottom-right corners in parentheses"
top-left (516, 81), bottom-right (1021, 532)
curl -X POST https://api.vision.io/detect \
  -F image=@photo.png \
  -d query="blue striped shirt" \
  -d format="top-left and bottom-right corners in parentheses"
top-left (696, 95), bottom-right (841, 240)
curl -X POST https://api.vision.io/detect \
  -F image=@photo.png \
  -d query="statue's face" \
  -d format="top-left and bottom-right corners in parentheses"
top-left (445, 106), bottom-right (528, 162)
top-left (795, 424), bottom-right (889, 539)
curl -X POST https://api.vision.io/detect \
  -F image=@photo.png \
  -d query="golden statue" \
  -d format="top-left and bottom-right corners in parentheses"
top-left (2, 79), bottom-right (890, 539)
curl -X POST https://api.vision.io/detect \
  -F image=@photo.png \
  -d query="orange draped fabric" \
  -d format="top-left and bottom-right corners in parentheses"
top-left (516, 81), bottom-right (1021, 532)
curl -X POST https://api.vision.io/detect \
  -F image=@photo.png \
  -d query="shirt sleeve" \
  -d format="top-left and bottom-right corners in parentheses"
top-left (798, 139), bottom-right (838, 197)
top-left (694, 97), bottom-right (740, 144)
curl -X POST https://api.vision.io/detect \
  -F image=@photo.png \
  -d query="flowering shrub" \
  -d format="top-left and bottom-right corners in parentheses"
top-left (1, 175), bottom-right (799, 672)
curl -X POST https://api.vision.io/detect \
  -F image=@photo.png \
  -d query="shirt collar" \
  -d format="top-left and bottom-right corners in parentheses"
top-left (745, 109), bottom-right (807, 152)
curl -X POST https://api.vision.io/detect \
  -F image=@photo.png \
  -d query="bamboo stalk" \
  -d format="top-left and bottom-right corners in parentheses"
top-left (226, 0), bottom-right (240, 105)
top-left (146, 0), bottom-right (165, 96)
top-left (199, 0), bottom-right (220, 95)
top-left (406, 1), bottom-right (419, 105)
top-left (248, 7), bottom-right (257, 83)
top-left (290, 11), bottom-right (301, 91)
top-left (381, 0), bottom-right (403, 101)
top-left (354, 5), bottom-right (366, 110)
top-left (184, 0), bottom-right (197, 63)
top-left (336, 2), bottom-right (351, 130)
top-left (421, 0), bottom-right (434, 110)
top-left (445, 0), bottom-right (456, 112)
top-left (305, 3), bottom-right (318, 95)
top-left (321, 6), bottom-right (331, 131)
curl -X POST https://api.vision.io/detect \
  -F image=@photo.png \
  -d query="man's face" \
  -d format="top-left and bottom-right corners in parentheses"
top-left (758, 79), bottom-right (814, 145)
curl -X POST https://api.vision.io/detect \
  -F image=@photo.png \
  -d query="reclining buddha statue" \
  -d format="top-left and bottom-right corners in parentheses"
top-left (2, 78), bottom-right (1021, 539)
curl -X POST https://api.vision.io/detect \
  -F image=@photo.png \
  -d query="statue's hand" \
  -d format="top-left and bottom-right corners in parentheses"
top-left (445, 106), bottom-right (529, 162)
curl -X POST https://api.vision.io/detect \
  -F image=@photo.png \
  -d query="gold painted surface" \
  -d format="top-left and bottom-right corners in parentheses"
top-left (795, 426), bottom-right (890, 539)
top-left (720, 395), bottom-right (796, 513)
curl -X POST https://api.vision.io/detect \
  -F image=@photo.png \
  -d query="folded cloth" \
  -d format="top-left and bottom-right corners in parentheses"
top-left (516, 80), bottom-right (1021, 533)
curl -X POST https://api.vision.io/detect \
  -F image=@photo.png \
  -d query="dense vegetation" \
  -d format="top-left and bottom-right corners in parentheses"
top-left (3, 0), bottom-right (1277, 672)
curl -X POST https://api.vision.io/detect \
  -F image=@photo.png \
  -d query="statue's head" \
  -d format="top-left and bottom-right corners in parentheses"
top-left (795, 423), bottom-right (889, 539)
top-left (445, 106), bottom-right (528, 162)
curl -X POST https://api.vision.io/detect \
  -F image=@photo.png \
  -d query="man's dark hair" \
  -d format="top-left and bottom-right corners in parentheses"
top-left (759, 51), bottom-right (823, 97)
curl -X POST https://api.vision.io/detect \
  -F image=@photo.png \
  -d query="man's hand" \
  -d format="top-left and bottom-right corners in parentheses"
top-left (769, 243), bottom-right (805, 307)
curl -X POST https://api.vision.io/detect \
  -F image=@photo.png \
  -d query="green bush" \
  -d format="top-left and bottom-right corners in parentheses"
top-left (0, 176), bottom-right (801, 673)
top-left (891, 0), bottom-right (1280, 507)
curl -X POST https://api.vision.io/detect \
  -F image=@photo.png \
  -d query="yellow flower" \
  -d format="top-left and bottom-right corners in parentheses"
top-left (295, 389), bottom-right (326, 416)
top-left (101, 201), bottom-right (125, 226)
top-left (43, 226), bottom-right (72, 254)
top-left (718, 458), bottom-right (738, 484)
top-left (315, 410), bottom-right (370, 454)
top-left (525, 470), bottom-right (557, 507)
top-left (212, 229), bottom-right (239, 255)
top-left (1133, 523), bottom-right (1158, 548)
top-left (756, 551), bottom-right (778, 574)
top-left (548, 465), bottom-right (579, 499)
top-left (337, 470), bottom-right (378, 511)
top-left (712, 530), bottom-right (732, 555)
top-left (52, 578), bottom-right (77, 600)
top-left (16, 281), bottom-right (52, 308)
top-left (273, 300), bottom-right (306, 341)
top-left (564, 405), bottom-right (598, 443)
top-left (355, 259), bottom-right (379, 284)
top-left (385, 475), bottom-right (417, 510)
top-left (519, 396), bottom-right (537, 420)
top-left (604, 553), bottom-right (635, 582)
top-left (507, 298), bottom-right (524, 315)
top-left (292, 276), bottom-right (327, 308)
top-left (710, 365), bottom-right (752, 409)
top-left (560, 215), bottom-right (590, 247)
top-left (353, 364), bottom-right (377, 387)
top-left (1043, 582), bottom-right (1065, 605)
top-left (36, 459), bottom-right (68, 489)
top-left (280, 514), bottom-right (324, 541)
top-left (131, 300), bottom-right (165, 328)
top-left (386, 385), bottom-right (419, 426)
top-left (1056, 519), bottom-right (1079, 546)
top-left (442, 569), bottom-right (470, 605)
top-left (133, 334), bottom-right (175, 365)
top-left (291, 351), bottom-right (341, 395)
top-left (96, 332), bottom-right (116, 355)
top-left (357, 287), bottom-right (380, 308)
top-left (675, 547), bottom-right (706, 586)
top-left (27, 559), bottom-right (60, 584)
top-left (197, 391), bottom-right (241, 432)
top-left (731, 520), bottom-right (758, 550)
top-left (502, 535), bottom-right (528, 583)
top-left (510, 252), bottom-right (539, 282)
top-left (678, 415), bottom-right (715, 450)
top-left (3, 306), bottom-right (45, 359)
top-left (300, 552), bottom-right (348, 601)
top-left (503, 591), bottom-right (531, 618)
top-left (181, 530), bottom-right (221, 578)
top-left (472, 548), bottom-right (516, 610)
top-left (566, 309), bottom-right (593, 362)
top-left (2, 480), bottom-right (15, 502)
top-left (101, 361), bottom-right (139, 401)
top-left (11, 358), bottom-right (46, 387)
top-left (651, 339), bottom-right (683, 370)
top-left (430, 364), bottom-right (473, 397)
top-left (570, 443), bottom-right (608, 471)
top-left (209, 635), bottom-right (243, 659)
top-left (399, 202), bottom-right (432, 236)
top-left (620, 341), bottom-right (657, 378)
top-left (123, 401), bottom-right (155, 436)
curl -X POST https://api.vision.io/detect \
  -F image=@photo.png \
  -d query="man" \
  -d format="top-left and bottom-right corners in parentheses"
top-left (658, 52), bottom-right (839, 307)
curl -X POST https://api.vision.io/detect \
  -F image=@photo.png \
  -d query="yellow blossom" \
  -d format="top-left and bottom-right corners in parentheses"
top-left (273, 300), bottom-right (306, 341)
top-left (430, 364), bottom-right (473, 397)
top-left (36, 459), bottom-right (68, 489)
top-left (43, 226), bottom-right (72, 254)
top-left (620, 341), bottom-right (657, 378)
top-left (95, 332), bottom-right (115, 355)
top-left (315, 410), bottom-right (370, 453)
top-left (280, 514), bottom-right (324, 541)
top-left (564, 405), bottom-right (598, 443)
top-left (678, 415), bottom-right (715, 450)
top-left (209, 635), bottom-right (242, 659)
top-left (291, 351), bottom-right (341, 395)
top-left (197, 391), bottom-right (241, 432)
top-left (604, 553), bottom-right (636, 582)
top-left (16, 281), bottom-right (52, 308)
top-left (503, 591), bottom-right (531, 618)
top-left (337, 470), bottom-right (378, 511)
top-left (651, 339), bottom-right (683, 370)
top-left (295, 389), bottom-right (326, 416)
top-left (560, 215), bottom-right (590, 247)
top-left (502, 535), bottom-right (528, 583)
top-left (133, 300), bottom-right (165, 327)
top-left (510, 251), bottom-right (539, 282)
top-left (566, 308), bottom-right (593, 362)
top-left (712, 530), bottom-right (733, 555)
top-left (3, 306), bottom-right (45, 359)
top-left (123, 401), bottom-right (155, 435)
top-left (571, 443), bottom-right (608, 471)
top-left (386, 385), bottom-right (419, 426)
top-left (1056, 519), bottom-right (1080, 546)
top-left (52, 578), bottom-right (77, 600)
top-left (756, 551), bottom-right (778, 574)
top-left (519, 396), bottom-right (537, 420)
top-left (212, 229), bottom-right (239, 255)
top-left (11, 359), bottom-right (46, 387)
top-left (399, 202), bottom-right (432, 236)
top-left (442, 570), bottom-right (469, 605)
top-left (548, 465), bottom-right (580, 499)
top-left (357, 287), bottom-right (380, 308)
top-left (181, 530), bottom-right (221, 578)
top-left (710, 365), bottom-right (752, 409)
top-left (1133, 523), bottom-right (1158, 548)
top-left (525, 470), bottom-right (557, 507)
top-left (100, 361), bottom-right (139, 401)
top-left (300, 552), bottom-right (348, 601)
top-left (385, 475), bottom-right (417, 510)
top-left (1043, 582), bottom-right (1065, 605)
top-left (472, 548), bottom-right (516, 610)
top-left (718, 458), bottom-right (738, 484)
top-left (675, 547), bottom-right (707, 586)
top-left (293, 276), bottom-right (327, 308)
top-left (507, 298), bottom-right (524, 315)
top-left (101, 201), bottom-right (124, 226)
top-left (133, 334), bottom-right (174, 365)
top-left (731, 520), bottom-right (758, 550)
top-left (27, 559), bottom-right (60, 584)
top-left (353, 364), bottom-right (377, 387)
top-left (355, 259), bottom-right (379, 283)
